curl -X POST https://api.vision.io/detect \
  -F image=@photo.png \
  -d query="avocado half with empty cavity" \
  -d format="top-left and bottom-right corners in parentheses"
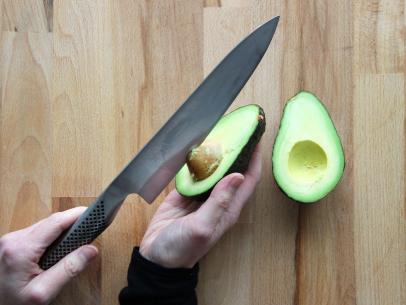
top-left (272, 91), bottom-right (345, 203)
top-left (175, 104), bottom-right (265, 200)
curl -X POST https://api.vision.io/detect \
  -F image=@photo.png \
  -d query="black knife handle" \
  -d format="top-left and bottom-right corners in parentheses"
top-left (39, 190), bottom-right (126, 270)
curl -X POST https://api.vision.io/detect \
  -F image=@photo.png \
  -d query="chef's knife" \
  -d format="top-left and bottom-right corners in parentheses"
top-left (39, 16), bottom-right (279, 270)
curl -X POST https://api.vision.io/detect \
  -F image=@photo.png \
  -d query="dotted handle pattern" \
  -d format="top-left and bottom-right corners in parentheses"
top-left (39, 202), bottom-right (106, 270)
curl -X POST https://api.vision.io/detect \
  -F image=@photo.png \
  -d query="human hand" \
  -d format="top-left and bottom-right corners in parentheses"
top-left (0, 207), bottom-right (99, 305)
top-left (140, 144), bottom-right (262, 268)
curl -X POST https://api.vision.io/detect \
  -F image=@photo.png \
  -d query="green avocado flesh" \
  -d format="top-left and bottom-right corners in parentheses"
top-left (176, 104), bottom-right (265, 199)
top-left (272, 91), bottom-right (345, 203)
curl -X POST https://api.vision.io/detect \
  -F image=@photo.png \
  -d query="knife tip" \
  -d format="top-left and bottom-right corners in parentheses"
top-left (270, 15), bottom-right (280, 25)
top-left (257, 16), bottom-right (280, 33)
top-left (259, 16), bottom-right (280, 37)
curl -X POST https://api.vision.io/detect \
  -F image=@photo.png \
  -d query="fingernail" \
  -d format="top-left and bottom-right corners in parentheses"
top-left (229, 175), bottom-right (244, 193)
top-left (79, 245), bottom-right (98, 262)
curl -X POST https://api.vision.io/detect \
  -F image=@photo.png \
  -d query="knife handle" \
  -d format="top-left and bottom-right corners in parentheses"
top-left (39, 192), bottom-right (125, 270)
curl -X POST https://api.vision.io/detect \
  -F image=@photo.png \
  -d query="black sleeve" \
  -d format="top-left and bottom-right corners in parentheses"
top-left (119, 247), bottom-right (199, 305)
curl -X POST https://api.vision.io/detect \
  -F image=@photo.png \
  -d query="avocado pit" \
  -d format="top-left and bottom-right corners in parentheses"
top-left (186, 140), bottom-right (223, 181)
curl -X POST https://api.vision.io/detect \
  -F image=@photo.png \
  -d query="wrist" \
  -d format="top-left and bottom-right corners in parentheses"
top-left (136, 247), bottom-right (199, 271)
top-left (139, 245), bottom-right (198, 269)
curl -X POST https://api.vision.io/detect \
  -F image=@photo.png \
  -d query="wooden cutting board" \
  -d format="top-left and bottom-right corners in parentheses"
top-left (0, 1), bottom-right (404, 304)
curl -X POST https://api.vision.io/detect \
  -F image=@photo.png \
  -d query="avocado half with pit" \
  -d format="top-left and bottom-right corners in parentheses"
top-left (176, 104), bottom-right (265, 200)
top-left (272, 91), bottom-right (345, 203)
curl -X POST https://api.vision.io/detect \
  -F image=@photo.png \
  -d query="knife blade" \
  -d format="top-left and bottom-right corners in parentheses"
top-left (39, 16), bottom-right (279, 270)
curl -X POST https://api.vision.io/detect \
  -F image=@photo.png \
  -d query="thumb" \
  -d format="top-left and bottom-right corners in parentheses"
top-left (194, 173), bottom-right (244, 228)
top-left (28, 245), bottom-right (98, 302)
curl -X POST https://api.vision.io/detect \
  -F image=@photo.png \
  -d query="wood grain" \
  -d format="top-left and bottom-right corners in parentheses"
top-left (52, 0), bottom-right (113, 198)
top-left (0, 32), bottom-right (52, 232)
top-left (354, 0), bottom-right (404, 73)
top-left (2, 0), bottom-right (52, 32)
top-left (354, 74), bottom-right (405, 305)
top-left (204, 0), bottom-right (255, 7)
top-left (0, 1), bottom-right (405, 305)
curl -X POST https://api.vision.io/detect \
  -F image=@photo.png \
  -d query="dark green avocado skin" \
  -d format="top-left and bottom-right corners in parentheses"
top-left (192, 107), bottom-right (266, 202)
